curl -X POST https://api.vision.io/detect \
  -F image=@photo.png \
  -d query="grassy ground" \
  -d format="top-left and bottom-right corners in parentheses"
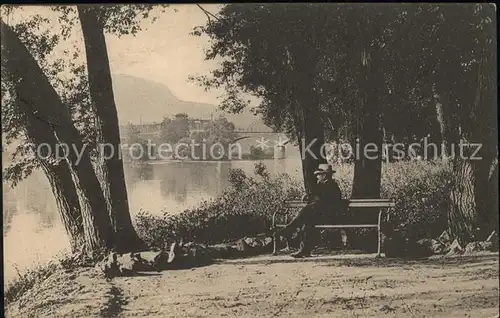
top-left (5, 252), bottom-right (499, 317)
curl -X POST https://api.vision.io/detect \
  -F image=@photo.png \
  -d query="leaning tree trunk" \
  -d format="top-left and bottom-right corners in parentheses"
top-left (78, 6), bottom-right (144, 252)
top-left (41, 162), bottom-right (86, 251)
top-left (2, 21), bottom-right (114, 256)
top-left (23, 107), bottom-right (85, 252)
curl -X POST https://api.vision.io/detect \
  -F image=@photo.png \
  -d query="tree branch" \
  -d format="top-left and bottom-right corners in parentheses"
top-left (196, 4), bottom-right (220, 25)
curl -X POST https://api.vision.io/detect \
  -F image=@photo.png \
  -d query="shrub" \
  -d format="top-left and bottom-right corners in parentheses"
top-left (344, 160), bottom-right (452, 251)
top-left (381, 159), bottom-right (452, 240)
top-left (135, 162), bottom-right (303, 249)
top-left (4, 262), bottom-right (59, 306)
top-left (5, 249), bottom-right (98, 306)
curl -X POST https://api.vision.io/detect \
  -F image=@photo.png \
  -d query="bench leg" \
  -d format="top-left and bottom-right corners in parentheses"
top-left (376, 210), bottom-right (382, 258)
top-left (272, 212), bottom-right (278, 256)
top-left (272, 230), bottom-right (279, 256)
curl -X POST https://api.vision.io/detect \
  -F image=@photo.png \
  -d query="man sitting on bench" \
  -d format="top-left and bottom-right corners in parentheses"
top-left (279, 164), bottom-right (342, 258)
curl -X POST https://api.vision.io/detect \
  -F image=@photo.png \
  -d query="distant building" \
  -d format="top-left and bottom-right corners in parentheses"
top-left (119, 116), bottom-right (272, 145)
top-left (120, 118), bottom-right (217, 136)
top-left (135, 122), bottom-right (162, 134)
top-left (188, 118), bottom-right (211, 131)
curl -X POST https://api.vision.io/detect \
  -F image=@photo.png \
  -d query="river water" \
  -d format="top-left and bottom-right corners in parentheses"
top-left (3, 151), bottom-right (303, 283)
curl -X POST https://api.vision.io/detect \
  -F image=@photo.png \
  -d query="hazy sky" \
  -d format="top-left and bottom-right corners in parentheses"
top-left (5, 4), bottom-right (226, 104)
top-left (106, 4), bottom-right (224, 104)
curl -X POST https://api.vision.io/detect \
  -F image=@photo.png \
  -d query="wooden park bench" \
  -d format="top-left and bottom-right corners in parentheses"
top-left (272, 198), bottom-right (396, 257)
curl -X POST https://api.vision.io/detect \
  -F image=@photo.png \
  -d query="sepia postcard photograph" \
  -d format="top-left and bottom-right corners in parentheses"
top-left (1, 3), bottom-right (498, 317)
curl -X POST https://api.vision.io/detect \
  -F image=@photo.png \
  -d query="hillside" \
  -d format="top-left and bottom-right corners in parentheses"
top-left (111, 74), bottom-right (272, 132)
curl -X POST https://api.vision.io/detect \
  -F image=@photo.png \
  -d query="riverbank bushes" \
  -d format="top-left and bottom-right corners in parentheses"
top-left (134, 160), bottom-right (453, 251)
top-left (134, 162), bottom-right (303, 248)
top-left (346, 160), bottom-right (453, 251)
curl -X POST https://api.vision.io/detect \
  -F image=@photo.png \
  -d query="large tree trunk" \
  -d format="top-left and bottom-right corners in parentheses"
top-left (78, 6), bottom-right (144, 252)
top-left (434, 92), bottom-right (448, 158)
top-left (471, 155), bottom-right (498, 239)
top-left (287, 41), bottom-right (327, 196)
top-left (449, 156), bottom-right (478, 244)
top-left (351, 121), bottom-right (382, 199)
top-left (349, 82), bottom-right (383, 252)
top-left (468, 44), bottom-right (498, 240)
top-left (434, 90), bottom-right (459, 159)
top-left (348, 23), bottom-right (384, 252)
top-left (351, 46), bottom-right (383, 199)
top-left (298, 106), bottom-right (327, 196)
top-left (2, 21), bottom-right (114, 256)
top-left (487, 160), bottom-right (499, 235)
top-left (448, 38), bottom-right (497, 243)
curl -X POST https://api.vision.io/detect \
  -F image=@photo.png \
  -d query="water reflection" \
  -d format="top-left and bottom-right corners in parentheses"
top-left (3, 155), bottom-right (302, 283)
top-left (3, 157), bottom-right (303, 233)
top-left (124, 158), bottom-right (301, 214)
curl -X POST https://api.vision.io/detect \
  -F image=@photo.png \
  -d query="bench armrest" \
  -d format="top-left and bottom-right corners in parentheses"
top-left (272, 200), bottom-right (299, 228)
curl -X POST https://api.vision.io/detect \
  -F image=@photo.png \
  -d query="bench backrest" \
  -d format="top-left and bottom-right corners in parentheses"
top-left (284, 198), bottom-right (395, 209)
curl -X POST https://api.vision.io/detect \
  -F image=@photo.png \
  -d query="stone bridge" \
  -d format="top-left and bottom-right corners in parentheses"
top-left (120, 125), bottom-right (291, 159)
top-left (232, 132), bottom-right (289, 159)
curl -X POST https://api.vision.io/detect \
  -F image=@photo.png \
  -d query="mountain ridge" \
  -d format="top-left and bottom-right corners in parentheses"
top-left (111, 74), bottom-right (272, 132)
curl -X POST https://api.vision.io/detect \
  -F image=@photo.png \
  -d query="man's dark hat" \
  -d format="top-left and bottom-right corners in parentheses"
top-left (313, 164), bottom-right (336, 175)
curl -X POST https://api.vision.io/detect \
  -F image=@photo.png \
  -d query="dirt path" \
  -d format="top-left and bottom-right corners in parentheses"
top-left (6, 253), bottom-right (499, 317)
